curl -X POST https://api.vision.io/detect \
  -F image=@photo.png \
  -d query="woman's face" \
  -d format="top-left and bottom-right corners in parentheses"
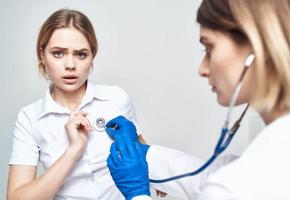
top-left (41, 27), bottom-right (93, 94)
top-left (199, 26), bottom-right (254, 106)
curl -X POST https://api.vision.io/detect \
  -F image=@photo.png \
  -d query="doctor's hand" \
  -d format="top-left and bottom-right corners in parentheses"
top-left (106, 116), bottom-right (151, 200)
top-left (106, 116), bottom-right (149, 158)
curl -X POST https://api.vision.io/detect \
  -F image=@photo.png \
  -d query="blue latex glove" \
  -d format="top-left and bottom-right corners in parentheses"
top-left (106, 116), bottom-right (150, 200)
top-left (106, 116), bottom-right (149, 158)
top-left (106, 115), bottom-right (139, 142)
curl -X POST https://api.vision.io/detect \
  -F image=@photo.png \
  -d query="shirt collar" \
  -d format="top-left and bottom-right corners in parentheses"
top-left (38, 81), bottom-right (110, 119)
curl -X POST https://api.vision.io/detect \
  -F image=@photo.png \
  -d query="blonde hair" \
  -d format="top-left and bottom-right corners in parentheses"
top-left (36, 9), bottom-right (98, 78)
top-left (197, 0), bottom-right (290, 112)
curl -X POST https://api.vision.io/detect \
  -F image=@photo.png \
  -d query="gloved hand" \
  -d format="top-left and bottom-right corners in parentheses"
top-left (106, 116), bottom-right (149, 158)
top-left (106, 116), bottom-right (151, 200)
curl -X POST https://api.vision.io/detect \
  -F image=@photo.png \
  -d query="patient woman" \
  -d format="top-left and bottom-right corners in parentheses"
top-left (7, 9), bottom-right (165, 199)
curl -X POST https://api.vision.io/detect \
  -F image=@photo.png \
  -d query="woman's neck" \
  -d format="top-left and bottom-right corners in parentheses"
top-left (259, 108), bottom-right (290, 125)
top-left (51, 83), bottom-right (87, 111)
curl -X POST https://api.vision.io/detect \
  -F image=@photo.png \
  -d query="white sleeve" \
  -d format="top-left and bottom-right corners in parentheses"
top-left (147, 145), bottom-right (238, 200)
top-left (9, 109), bottom-right (39, 166)
top-left (132, 195), bottom-right (152, 200)
top-left (196, 155), bottom-right (244, 200)
top-left (147, 145), bottom-right (205, 199)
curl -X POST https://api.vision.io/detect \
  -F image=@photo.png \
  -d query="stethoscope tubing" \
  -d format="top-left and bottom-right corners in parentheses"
top-left (149, 54), bottom-right (254, 184)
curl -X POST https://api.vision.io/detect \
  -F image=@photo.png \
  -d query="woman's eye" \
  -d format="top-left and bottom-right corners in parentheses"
top-left (76, 52), bottom-right (87, 59)
top-left (52, 51), bottom-right (64, 58)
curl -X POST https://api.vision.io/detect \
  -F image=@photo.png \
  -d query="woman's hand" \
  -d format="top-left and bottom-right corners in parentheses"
top-left (155, 189), bottom-right (167, 198)
top-left (65, 110), bottom-right (92, 159)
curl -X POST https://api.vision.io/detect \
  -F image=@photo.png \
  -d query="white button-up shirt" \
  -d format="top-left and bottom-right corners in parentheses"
top-left (134, 113), bottom-right (290, 200)
top-left (9, 82), bottom-right (141, 199)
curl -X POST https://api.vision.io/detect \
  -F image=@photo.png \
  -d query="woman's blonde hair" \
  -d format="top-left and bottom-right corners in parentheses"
top-left (36, 9), bottom-right (98, 78)
top-left (197, 0), bottom-right (290, 112)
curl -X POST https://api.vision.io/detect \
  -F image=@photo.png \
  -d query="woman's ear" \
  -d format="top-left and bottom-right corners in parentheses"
top-left (39, 47), bottom-right (48, 76)
top-left (39, 47), bottom-right (46, 70)
top-left (39, 47), bottom-right (44, 62)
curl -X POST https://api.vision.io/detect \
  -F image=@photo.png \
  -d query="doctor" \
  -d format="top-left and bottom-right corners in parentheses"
top-left (106, 0), bottom-right (290, 199)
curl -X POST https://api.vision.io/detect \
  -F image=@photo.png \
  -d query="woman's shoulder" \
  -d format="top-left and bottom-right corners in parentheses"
top-left (16, 98), bottom-right (45, 121)
top-left (91, 83), bottom-right (130, 101)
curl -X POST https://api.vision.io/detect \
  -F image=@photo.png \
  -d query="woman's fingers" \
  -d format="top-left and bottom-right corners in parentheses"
top-left (72, 117), bottom-right (92, 133)
top-left (69, 110), bottom-right (92, 132)
top-left (76, 116), bottom-right (92, 132)
top-left (64, 110), bottom-right (93, 158)
top-left (156, 190), bottom-right (167, 198)
top-left (70, 110), bottom-right (88, 119)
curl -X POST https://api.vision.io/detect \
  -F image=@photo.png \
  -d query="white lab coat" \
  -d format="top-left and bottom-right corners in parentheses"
top-left (133, 114), bottom-right (290, 200)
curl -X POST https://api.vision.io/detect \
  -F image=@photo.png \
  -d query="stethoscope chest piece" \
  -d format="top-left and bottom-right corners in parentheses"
top-left (94, 117), bottom-right (106, 132)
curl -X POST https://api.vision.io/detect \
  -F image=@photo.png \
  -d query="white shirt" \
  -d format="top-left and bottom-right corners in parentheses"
top-left (134, 113), bottom-right (290, 200)
top-left (9, 82), bottom-right (141, 200)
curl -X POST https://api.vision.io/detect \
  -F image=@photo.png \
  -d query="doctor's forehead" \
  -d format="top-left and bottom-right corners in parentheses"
top-left (199, 27), bottom-right (226, 44)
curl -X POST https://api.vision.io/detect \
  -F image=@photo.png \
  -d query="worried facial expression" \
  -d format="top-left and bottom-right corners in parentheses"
top-left (198, 27), bottom-right (254, 106)
top-left (41, 27), bottom-right (93, 94)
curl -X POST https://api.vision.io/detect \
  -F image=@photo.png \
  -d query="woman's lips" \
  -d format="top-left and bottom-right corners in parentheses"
top-left (62, 76), bottom-right (78, 84)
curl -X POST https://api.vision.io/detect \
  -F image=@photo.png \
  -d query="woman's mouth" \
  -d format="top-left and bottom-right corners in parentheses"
top-left (62, 75), bottom-right (78, 84)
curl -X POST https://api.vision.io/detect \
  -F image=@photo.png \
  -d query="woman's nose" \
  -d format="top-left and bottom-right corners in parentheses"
top-left (65, 55), bottom-right (76, 70)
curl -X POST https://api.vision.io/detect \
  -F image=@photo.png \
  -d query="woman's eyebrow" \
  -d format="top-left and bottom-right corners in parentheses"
top-left (74, 48), bottom-right (90, 52)
top-left (49, 46), bottom-right (67, 50)
top-left (49, 47), bottom-right (90, 52)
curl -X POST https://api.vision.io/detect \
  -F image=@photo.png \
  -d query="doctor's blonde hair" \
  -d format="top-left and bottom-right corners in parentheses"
top-left (197, 0), bottom-right (290, 112)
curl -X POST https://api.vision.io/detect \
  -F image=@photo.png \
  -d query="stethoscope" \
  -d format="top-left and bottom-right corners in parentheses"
top-left (90, 54), bottom-right (255, 183)
top-left (89, 116), bottom-right (106, 132)
top-left (149, 53), bottom-right (255, 183)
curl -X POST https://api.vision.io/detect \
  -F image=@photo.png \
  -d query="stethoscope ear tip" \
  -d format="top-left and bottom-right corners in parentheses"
top-left (245, 53), bottom-right (255, 67)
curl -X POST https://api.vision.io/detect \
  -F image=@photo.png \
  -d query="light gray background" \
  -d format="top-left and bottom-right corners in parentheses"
top-left (0, 0), bottom-right (264, 199)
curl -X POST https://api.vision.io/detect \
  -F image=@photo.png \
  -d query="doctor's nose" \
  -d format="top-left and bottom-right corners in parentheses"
top-left (198, 58), bottom-right (210, 78)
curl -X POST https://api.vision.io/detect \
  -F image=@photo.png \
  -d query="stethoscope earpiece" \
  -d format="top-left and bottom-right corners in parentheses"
top-left (245, 53), bottom-right (255, 67)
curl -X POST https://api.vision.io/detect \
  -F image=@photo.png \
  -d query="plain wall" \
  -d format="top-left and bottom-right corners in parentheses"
top-left (0, 0), bottom-right (264, 199)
